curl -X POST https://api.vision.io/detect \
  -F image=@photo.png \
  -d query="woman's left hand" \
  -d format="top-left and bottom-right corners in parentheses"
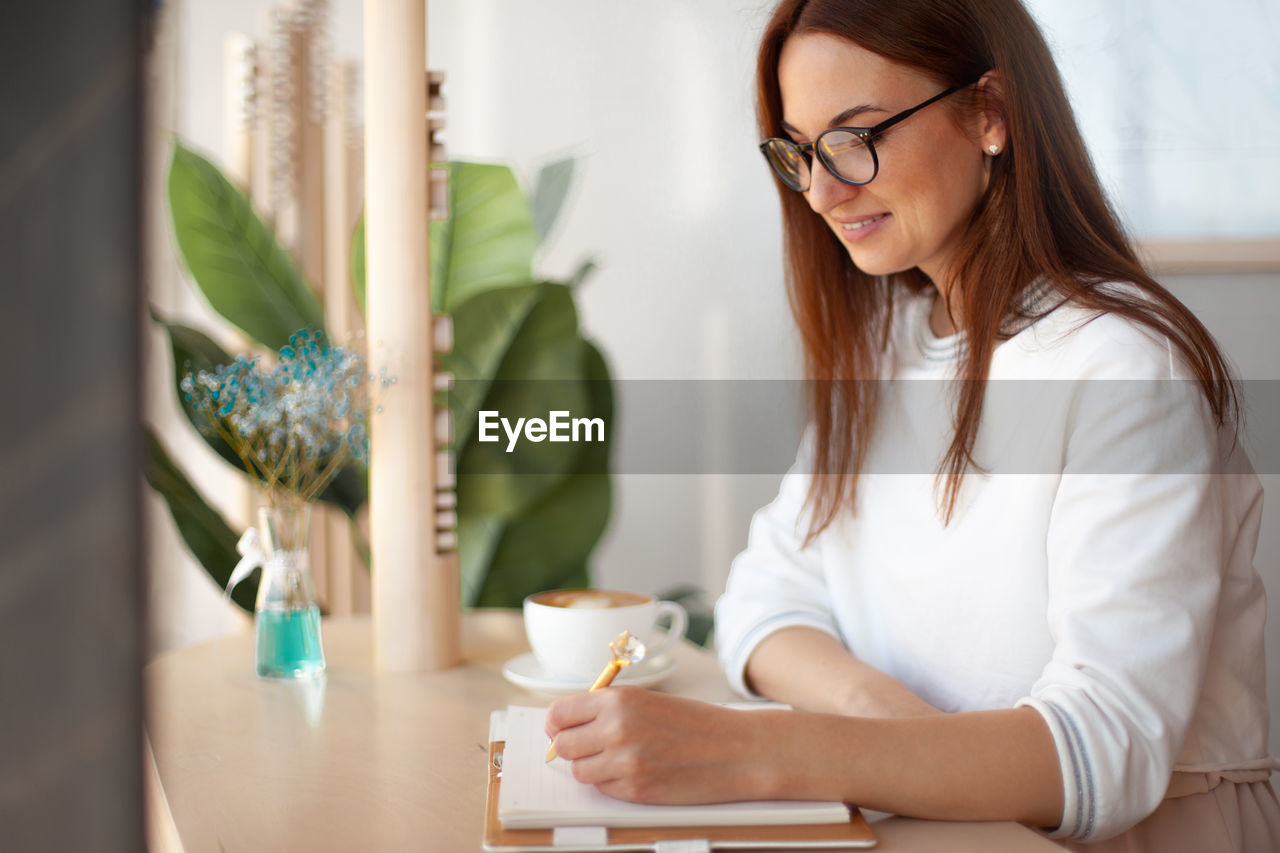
top-left (544, 686), bottom-right (779, 804)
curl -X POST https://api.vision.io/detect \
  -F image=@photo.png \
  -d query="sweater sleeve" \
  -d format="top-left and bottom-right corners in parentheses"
top-left (1015, 323), bottom-right (1239, 841)
top-left (714, 432), bottom-right (842, 697)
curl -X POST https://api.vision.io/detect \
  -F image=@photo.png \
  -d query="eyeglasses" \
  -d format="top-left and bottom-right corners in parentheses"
top-left (759, 79), bottom-right (979, 192)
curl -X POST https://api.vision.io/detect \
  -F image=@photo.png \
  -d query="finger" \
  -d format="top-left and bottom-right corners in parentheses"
top-left (544, 691), bottom-right (602, 737)
top-left (565, 749), bottom-right (623, 787)
top-left (548, 722), bottom-right (604, 762)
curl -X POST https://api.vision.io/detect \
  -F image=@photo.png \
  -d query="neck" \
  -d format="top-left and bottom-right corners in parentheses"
top-left (919, 259), bottom-right (961, 338)
top-left (928, 278), bottom-right (960, 338)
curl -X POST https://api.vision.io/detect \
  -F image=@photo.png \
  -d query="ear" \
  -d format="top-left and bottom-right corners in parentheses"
top-left (974, 70), bottom-right (1008, 157)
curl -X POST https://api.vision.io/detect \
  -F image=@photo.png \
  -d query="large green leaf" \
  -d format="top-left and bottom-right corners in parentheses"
top-left (445, 281), bottom-right (551, 454)
top-left (151, 308), bottom-right (240, 472)
top-left (313, 463), bottom-right (368, 520)
top-left (167, 141), bottom-right (325, 351)
top-left (152, 309), bottom-right (367, 517)
top-left (470, 339), bottom-right (614, 607)
top-left (351, 161), bottom-right (539, 317)
top-left (437, 162), bottom-right (539, 311)
top-left (144, 427), bottom-right (257, 612)
top-left (454, 284), bottom-right (593, 521)
top-left (448, 282), bottom-right (612, 605)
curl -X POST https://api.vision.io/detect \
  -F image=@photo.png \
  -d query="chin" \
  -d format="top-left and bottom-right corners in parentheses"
top-left (843, 247), bottom-right (913, 277)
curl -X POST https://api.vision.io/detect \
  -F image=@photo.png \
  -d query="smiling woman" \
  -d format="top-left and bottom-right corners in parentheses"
top-left (773, 33), bottom-right (998, 302)
top-left (544, 1), bottom-right (1280, 850)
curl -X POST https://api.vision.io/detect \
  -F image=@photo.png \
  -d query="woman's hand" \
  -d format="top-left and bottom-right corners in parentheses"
top-left (544, 687), bottom-right (780, 805)
top-left (546, 685), bottom-right (1063, 827)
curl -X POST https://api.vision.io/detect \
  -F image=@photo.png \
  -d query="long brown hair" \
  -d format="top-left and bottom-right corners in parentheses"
top-left (758, 0), bottom-right (1238, 538)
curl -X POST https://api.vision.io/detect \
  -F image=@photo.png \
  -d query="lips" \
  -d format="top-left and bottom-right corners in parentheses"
top-left (840, 213), bottom-right (888, 231)
top-left (834, 211), bottom-right (890, 244)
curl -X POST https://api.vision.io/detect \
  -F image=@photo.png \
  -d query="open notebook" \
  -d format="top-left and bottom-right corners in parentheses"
top-left (495, 705), bottom-right (854, 830)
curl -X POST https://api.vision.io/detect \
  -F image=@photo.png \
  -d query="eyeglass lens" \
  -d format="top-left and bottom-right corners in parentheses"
top-left (818, 132), bottom-right (875, 184)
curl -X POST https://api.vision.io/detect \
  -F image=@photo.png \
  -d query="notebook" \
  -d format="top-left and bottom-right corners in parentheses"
top-left (498, 705), bottom-right (851, 829)
top-left (483, 705), bottom-right (877, 850)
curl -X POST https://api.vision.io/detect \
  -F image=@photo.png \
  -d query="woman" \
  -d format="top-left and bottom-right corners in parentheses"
top-left (545, 0), bottom-right (1280, 847)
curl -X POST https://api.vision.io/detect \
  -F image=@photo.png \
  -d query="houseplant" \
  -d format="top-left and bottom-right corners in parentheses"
top-left (147, 142), bottom-right (613, 612)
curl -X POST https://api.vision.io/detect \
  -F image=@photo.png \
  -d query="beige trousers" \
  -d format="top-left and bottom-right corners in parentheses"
top-left (1057, 772), bottom-right (1280, 852)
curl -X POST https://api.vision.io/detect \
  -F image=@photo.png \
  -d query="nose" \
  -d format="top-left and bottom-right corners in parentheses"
top-left (804, 160), bottom-right (860, 215)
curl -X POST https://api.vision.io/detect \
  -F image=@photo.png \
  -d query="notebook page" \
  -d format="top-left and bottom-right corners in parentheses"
top-left (497, 705), bottom-right (850, 830)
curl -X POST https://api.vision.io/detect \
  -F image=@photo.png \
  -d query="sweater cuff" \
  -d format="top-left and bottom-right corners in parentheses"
top-left (1016, 695), bottom-right (1096, 840)
top-left (718, 611), bottom-right (843, 698)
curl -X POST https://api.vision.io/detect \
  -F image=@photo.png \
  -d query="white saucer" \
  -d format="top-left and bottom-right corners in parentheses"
top-left (502, 653), bottom-right (678, 695)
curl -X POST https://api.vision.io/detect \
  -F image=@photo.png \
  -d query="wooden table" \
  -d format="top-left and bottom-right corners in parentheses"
top-left (146, 612), bottom-right (1061, 851)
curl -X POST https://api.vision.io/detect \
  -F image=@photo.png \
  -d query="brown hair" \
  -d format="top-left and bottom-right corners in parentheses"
top-left (757, 0), bottom-right (1238, 538)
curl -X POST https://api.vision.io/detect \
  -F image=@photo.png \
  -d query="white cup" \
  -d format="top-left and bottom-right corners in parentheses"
top-left (523, 589), bottom-right (689, 681)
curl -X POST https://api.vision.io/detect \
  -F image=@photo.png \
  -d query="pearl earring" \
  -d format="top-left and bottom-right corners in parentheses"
top-left (988, 144), bottom-right (1000, 155)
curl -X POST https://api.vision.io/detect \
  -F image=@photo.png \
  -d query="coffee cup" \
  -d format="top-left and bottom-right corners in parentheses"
top-left (522, 589), bottom-right (689, 681)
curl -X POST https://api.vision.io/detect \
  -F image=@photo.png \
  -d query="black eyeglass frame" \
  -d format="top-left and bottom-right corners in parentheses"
top-left (759, 77), bottom-right (984, 192)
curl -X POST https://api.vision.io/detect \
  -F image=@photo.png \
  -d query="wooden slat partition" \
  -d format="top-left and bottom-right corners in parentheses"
top-left (324, 58), bottom-right (365, 616)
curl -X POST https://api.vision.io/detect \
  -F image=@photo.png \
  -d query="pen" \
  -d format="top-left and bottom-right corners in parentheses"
top-left (546, 630), bottom-right (644, 762)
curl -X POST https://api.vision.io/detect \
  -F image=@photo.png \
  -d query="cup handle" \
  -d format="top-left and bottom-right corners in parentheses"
top-left (645, 601), bottom-right (688, 660)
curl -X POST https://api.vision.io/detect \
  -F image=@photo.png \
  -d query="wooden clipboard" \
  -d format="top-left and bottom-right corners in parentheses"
top-left (483, 740), bottom-right (877, 851)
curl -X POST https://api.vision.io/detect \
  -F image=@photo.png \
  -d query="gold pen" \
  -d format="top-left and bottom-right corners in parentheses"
top-left (546, 630), bottom-right (646, 762)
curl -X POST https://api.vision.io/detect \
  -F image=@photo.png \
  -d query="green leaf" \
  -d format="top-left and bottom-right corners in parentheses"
top-left (470, 339), bottom-right (613, 607)
top-left (352, 162), bottom-right (541, 316)
top-left (151, 309), bottom-right (241, 475)
top-left (529, 157), bottom-right (576, 246)
top-left (444, 281), bottom-right (547, 454)
top-left (144, 427), bottom-right (257, 612)
top-left (454, 284), bottom-right (593, 521)
top-left (436, 162), bottom-right (539, 311)
top-left (312, 461), bottom-right (367, 520)
top-left (167, 141), bottom-right (325, 351)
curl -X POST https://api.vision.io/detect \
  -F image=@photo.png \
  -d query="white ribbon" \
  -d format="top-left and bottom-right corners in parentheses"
top-left (224, 527), bottom-right (266, 600)
top-left (225, 527), bottom-right (303, 601)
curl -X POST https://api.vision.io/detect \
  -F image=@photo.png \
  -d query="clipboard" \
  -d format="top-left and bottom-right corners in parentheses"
top-left (483, 735), bottom-right (877, 851)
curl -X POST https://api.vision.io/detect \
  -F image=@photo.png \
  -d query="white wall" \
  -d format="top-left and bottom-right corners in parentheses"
top-left (161, 5), bottom-right (1280, 773)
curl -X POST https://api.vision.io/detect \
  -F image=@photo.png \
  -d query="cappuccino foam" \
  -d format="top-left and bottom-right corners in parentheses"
top-left (532, 589), bottom-right (650, 609)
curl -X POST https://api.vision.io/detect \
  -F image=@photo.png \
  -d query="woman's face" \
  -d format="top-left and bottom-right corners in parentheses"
top-left (776, 32), bottom-right (992, 287)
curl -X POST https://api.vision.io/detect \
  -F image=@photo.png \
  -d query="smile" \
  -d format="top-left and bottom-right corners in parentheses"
top-left (841, 213), bottom-right (888, 231)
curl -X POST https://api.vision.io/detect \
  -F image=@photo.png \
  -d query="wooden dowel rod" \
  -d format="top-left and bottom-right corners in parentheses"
top-left (364, 0), bottom-right (459, 671)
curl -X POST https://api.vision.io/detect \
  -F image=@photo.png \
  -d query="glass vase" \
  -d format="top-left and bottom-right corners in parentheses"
top-left (254, 502), bottom-right (326, 679)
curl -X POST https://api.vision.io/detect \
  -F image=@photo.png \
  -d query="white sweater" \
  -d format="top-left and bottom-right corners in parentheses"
top-left (714, 289), bottom-right (1276, 842)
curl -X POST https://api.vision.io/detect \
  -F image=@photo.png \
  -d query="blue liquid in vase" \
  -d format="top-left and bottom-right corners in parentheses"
top-left (256, 605), bottom-right (326, 678)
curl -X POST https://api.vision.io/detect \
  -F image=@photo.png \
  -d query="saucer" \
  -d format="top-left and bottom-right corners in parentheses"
top-left (501, 652), bottom-right (678, 695)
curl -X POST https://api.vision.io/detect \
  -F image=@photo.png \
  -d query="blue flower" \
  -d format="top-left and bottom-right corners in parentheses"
top-left (180, 327), bottom-right (374, 502)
